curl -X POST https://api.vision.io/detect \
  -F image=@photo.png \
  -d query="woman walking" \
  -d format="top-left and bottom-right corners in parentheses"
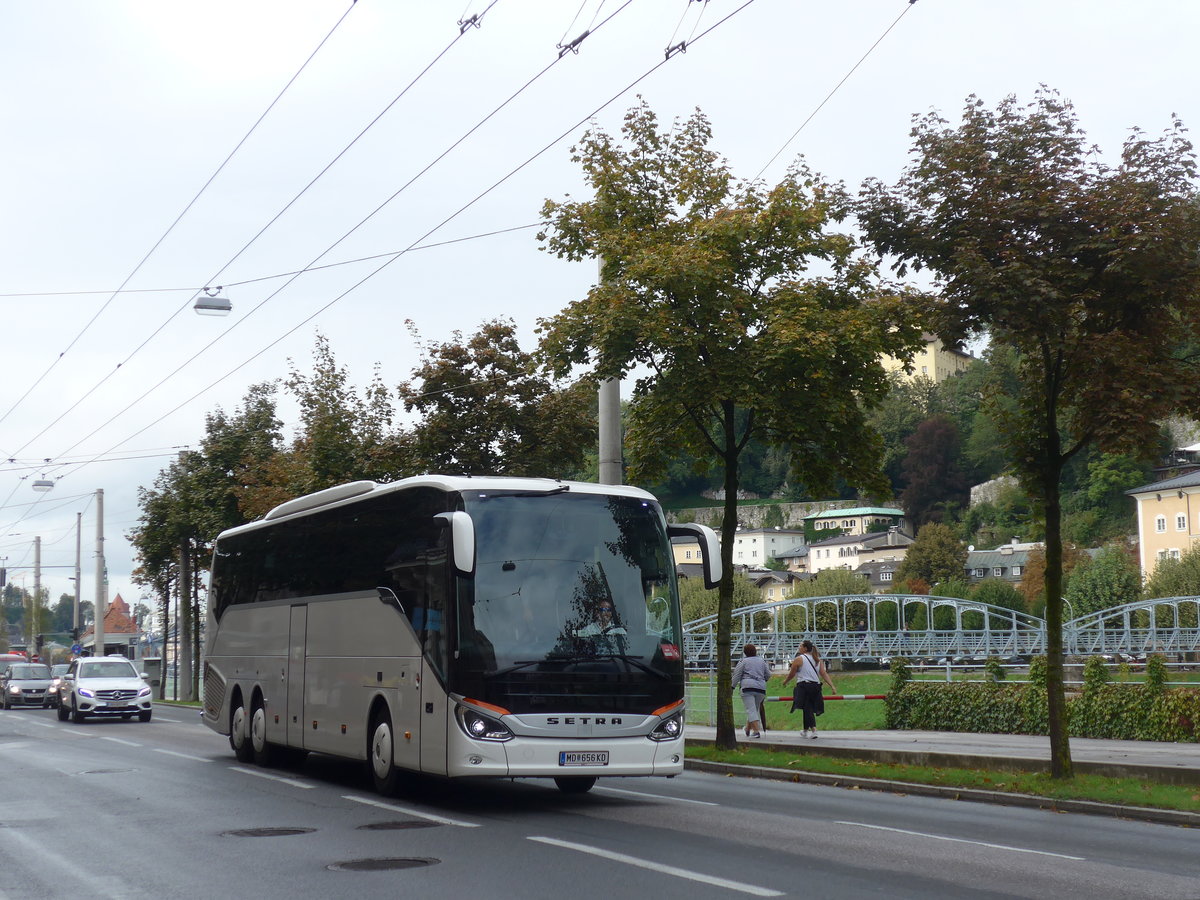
top-left (782, 640), bottom-right (836, 739)
top-left (731, 643), bottom-right (771, 739)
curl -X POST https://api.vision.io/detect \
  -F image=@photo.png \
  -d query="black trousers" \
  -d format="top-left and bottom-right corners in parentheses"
top-left (791, 681), bottom-right (823, 730)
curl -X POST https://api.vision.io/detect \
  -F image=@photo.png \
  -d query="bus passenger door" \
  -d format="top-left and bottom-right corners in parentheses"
top-left (419, 662), bottom-right (448, 775)
top-left (287, 605), bottom-right (307, 748)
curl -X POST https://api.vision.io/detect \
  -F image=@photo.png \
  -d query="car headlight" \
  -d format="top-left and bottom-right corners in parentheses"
top-left (6, 685), bottom-right (18, 695)
top-left (138, 687), bottom-right (151, 697)
top-left (454, 703), bottom-right (513, 742)
top-left (48, 684), bottom-right (58, 694)
top-left (78, 688), bottom-right (95, 698)
top-left (648, 711), bottom-right (683, 742)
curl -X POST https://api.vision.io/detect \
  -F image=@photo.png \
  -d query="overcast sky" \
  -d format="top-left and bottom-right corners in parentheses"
top-left (2, 0), bottom-right (1197, 616)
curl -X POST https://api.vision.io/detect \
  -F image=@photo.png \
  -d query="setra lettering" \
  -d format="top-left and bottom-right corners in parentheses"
top-left (545, 717), bottom-right (623, 726)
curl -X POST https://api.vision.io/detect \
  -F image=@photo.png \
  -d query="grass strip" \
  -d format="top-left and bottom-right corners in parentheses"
top-left (686, 743), bottom-right (1200, 813)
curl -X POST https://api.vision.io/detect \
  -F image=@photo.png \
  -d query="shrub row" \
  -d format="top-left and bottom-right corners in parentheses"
top-left (885, 655), bottom-right (1200, 743)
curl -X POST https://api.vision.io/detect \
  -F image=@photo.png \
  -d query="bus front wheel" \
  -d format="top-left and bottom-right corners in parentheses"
top-left (369, 712), bottom-right (401, 796)
top-left (554, 776), bottom-right (596, 795)
top-left (230, 698), bottom-right (253, 763)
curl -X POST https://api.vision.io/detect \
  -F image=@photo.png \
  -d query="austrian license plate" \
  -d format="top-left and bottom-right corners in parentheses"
top-left (559, 750), bottom-right (609, 767)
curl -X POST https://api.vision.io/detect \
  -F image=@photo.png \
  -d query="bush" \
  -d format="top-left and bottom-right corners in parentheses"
top-left (984, 655), bottom-right (1007, 683)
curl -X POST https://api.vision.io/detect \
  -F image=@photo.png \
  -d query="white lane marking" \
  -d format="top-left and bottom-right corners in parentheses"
top-left (153, 748), bottom-right (212, 763)
top-left (343, 794), bottom-right (480, 828)
top-left (528, 836), bottom-right (784, 897)
top-left (593, 785), bottom-right (719, 806)
top-left (100, 736), bottom-right (142, 747)
top-left (230, 765), bottom-right (313, 788)
top-left (153, 716), bottom-right (182, 723)
top-left (837, 822), bottom-right (1085, 860)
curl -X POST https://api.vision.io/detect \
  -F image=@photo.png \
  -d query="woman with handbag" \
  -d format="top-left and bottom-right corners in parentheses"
top-left (782, 639), bottom-right (836, 739)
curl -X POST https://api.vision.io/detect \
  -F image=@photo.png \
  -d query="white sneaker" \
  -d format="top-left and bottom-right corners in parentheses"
top-left (801, 729), bottom-right (811, 739)
top-left (809, 731), bottom-right (818, 740)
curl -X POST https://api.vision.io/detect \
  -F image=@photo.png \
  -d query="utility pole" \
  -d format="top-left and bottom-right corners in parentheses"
top-left (33, 537), bottom-right (41, 653)
top-left (596, 259), bottom-right (622, 486)
top-left (74, 512), bottom-right (82, 641)
top-left (178, 538), bottom-right (193, 702)
top-left (94, 489), bottom-right (105, 657)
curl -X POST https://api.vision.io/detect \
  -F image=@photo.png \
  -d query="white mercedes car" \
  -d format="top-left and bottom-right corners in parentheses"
top-left (57, 656), bottom-right (152, 723)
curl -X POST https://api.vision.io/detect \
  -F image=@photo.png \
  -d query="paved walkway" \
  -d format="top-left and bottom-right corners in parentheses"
top-left (684, 725), bottom-right (1200, 783)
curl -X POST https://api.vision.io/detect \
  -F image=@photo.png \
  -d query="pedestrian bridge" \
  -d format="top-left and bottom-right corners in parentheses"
top-left (681, 594), bottom-right (1200, 668)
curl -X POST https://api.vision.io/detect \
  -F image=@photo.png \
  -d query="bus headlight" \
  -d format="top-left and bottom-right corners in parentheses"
top-left (648, 712), bottom-right (683, 742)
top-left (455, 704), bottom-right (513, 742)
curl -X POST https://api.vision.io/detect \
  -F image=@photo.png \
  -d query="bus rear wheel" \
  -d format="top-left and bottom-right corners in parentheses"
top-left (369, 712), bottom-right (401, 796)
top-left (230, 698), bottom-right (253, 762)
top-left (554, 776), bottom-right (596, 794)
top-left (251, 700), bottom-right (275, 767)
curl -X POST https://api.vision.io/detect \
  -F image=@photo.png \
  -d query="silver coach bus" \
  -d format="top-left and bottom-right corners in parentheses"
top-left (201, 475), bottom-right (720, 795)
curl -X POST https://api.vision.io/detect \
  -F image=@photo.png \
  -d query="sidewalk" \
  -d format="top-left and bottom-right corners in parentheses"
top-left (684, 725), bottom-right (1200, 785)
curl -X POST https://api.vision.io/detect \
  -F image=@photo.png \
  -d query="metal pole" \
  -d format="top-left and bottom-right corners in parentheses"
top-left (74, 512), bottom-right (82, 639)
top-left (596, 258), bottom-right (622, 486)
top-left (94, 489), bottom-right (105, 658)
top-left (33, 537), bottom-right (41, 654)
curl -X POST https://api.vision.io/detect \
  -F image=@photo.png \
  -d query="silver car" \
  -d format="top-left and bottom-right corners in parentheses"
top-left (57, 656), bottom-right (153, 723)
top-left (2, 663), bottom-right (53, 709)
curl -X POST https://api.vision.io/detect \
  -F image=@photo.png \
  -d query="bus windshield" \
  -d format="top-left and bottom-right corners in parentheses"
top-left (455, 490), bottom-right (681, 713)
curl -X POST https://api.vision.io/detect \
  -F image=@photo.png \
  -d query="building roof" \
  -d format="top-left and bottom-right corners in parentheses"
top-left (774, 544), bottom-right (809, 559)
top-left (803, 506), bottom-right (904, 520)
top-left (810, 530), bottom-right (913, 550)
top-left (1127, 470), bottom-right (1200, 495)
top-left (80, 594), bottom-right (137, 639)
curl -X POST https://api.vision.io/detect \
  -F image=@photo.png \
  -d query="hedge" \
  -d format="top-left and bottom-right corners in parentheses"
top-left (885, 655), bottom-right (1200, 743)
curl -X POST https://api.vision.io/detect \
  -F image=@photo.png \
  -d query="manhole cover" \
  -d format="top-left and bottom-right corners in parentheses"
top-left (356, 821), bottom-right (440, 831)
top-left (222, 827), bottom-right (316, 838)
top-left (328, 858), bottom-right (439, 872)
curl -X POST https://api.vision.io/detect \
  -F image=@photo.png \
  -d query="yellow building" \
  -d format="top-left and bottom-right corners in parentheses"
top-left (882, 332), bottom-right (974, 384)
top-left (1126, 471), bottom-right (1200, 579)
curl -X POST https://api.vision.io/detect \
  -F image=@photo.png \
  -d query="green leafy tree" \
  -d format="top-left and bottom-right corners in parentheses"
top-left (896, 523), bottom-right (967, 586)
top-left (900, 415), bottom-right (970, 527)
top-left (400, 318), bottom-right (594, 478)
top-left (538, 102), bottom-right (924, 749)
top-left (970, 577), bottom-right (1027, 625)
top-left (1064, 545), bottom-right (1142, 617)
top-left (1143, 543), bottom-right (1200, 599)
top-left (858, 90), bottom-right (1200, 776)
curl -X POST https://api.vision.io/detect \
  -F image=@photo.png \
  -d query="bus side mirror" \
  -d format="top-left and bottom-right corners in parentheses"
top-left (435, 511), bottom-right (476, 578)
top-left (667, 523), bottom-right (723, 590)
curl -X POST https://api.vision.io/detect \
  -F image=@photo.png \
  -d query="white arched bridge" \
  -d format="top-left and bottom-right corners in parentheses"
top-left (681, 594), bottom-right (1200, 668)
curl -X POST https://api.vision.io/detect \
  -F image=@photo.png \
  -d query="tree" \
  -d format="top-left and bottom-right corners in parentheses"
top-left (895, 523), bottom-right (967, 586)
top-left (1018, 544), bottom-right (1091, 616)
top-left (400, 318), bottom-right (594, 478)
top-left (900, 415), bottom-right (969, 527)
top-left (858, 89), bottom-right (1200, 777)
top-left (1064, 545), bottom-right (1142, 617)
top-left (538, 101), bottom-right (924, 749)
top-left (1143, 543), bottom-right (1200, 599)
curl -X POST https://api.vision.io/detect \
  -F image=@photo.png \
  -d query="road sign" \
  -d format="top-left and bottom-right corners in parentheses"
top-left (71, 644), bottom-right (82, 655)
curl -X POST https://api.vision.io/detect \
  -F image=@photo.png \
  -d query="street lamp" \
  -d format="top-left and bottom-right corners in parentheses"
top-left (194, 286), bottom-right (232, 316)
top-left (31, 477), bottom-right (54, 492)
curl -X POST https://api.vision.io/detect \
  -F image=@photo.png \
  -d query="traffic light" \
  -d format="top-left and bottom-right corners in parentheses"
top-left (36, 634), bottom-right (45, 653)
top-left (0, 567), bottom-right (6, 587)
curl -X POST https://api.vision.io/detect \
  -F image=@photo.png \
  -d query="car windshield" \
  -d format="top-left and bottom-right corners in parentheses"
top-left (10, 664), bottom-right (50, 678)
top-left (79, 660), bottom-right (138, 678)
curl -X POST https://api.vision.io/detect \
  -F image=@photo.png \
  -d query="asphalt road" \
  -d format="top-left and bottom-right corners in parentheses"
top-left (1, 705), bottom-right (1197, 899)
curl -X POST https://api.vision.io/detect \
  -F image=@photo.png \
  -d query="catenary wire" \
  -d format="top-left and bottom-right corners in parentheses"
top-left (6, 2), bottom-right (498, 463)
top-left (0, 2), bottom-right (359, 437)
top-left (49, 0), bottom-right (759, 487)
top-left (40, 1), bottom-right (637, 472)
top-left (754, 0), bottom-right (920, 181)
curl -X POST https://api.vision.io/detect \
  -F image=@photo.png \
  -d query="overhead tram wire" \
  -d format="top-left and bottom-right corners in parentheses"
top-left (50, 0), bottom-right (761, 486)
top-left (6, 1), bottom-right (485, 463)
top-left (39, 1), bottom-right (636, 473)
top-left (753, 0), bottom-right (920, 182)
top-left (0, 1), bottom-right (359, 437)
top-left (0, 223), bottom-right (542, 299)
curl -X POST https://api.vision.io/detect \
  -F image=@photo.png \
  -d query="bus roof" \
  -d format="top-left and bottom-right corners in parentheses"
top-left (217, 475), bottom-right (660, 541)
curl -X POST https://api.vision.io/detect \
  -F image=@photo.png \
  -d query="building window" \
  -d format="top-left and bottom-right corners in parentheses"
top-left (992, 567), bottom-right (1004, 577)
top-left (1012, 565), bottom-right (1023, 576)
top-left (1158, 549), bottom-right (1169, 560)
top-left (1171, 549), bottom-right (1182, 560)
top-left (881, 572), bottom-right (893, 582)
top-left (1156, 515), bottom-right (1167, 533)
top-left (973, 568), bottom-right (986, 577)
top-left (737, 551), bottom-right (744, 559)
top-left (1178, 514), bottom-right (1188, 532)
top-left (685, 550), bottom-right (692, 559)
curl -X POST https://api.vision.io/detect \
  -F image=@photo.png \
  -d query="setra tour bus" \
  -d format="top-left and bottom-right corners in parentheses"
top-left (201, 475), bottom-right (720, 794)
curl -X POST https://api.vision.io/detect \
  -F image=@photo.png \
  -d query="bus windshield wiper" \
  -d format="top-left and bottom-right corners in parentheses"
top-left (545, 653), bottom-right (668, 679)
top-left (488, 660), bottom-right (551, 677)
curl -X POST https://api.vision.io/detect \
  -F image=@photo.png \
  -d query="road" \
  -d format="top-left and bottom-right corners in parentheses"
top-left (1, 705), bottom-right (1197, 899)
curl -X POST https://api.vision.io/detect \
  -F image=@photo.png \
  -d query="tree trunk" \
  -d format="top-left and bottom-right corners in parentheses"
top-left (1043, 463), bottom-right (1073, 778)
top-left (714, 402), bottom-right (741, 750)
top-left (179, 541), bottom-right (194, 703)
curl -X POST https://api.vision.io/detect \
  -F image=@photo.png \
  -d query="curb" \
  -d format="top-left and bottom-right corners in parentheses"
top-left (684, 751), bottom-right (1200, 828)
